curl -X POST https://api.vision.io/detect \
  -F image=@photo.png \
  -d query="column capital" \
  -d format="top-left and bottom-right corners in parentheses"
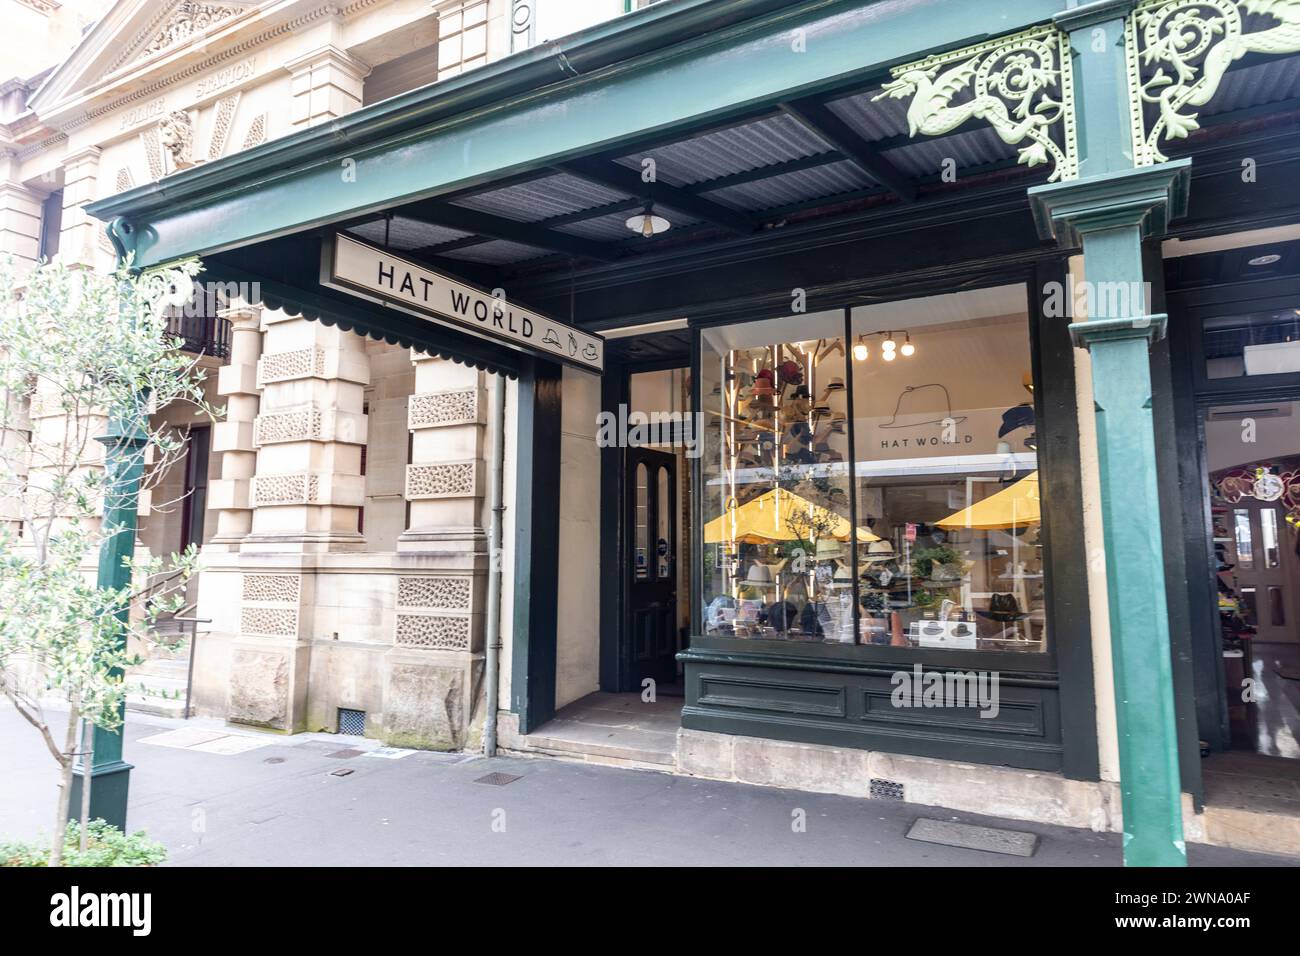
top-left (282, 43), bottom-right (371, 82)
top-left (1028, 159), bottom-right (1191, 247)
top-left (1069, 313), bottom-right (1168, 348)
top-left (61, 145), bottom-right (103, 171)
top-left (219, 301), bottom-right (263, 331)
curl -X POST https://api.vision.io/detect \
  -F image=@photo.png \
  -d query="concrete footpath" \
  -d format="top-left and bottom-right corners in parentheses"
top-left (0, 703), bottom-right (1289, 867)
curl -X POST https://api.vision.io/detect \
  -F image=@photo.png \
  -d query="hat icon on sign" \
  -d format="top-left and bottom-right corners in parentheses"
top-left (582, 343), bottom-right (599, 362)
top-left (542, 328), bottom-right (561, 348)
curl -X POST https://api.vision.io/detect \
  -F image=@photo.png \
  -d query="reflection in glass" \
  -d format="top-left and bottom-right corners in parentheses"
top-left (699, 286), bottom-right (1046, 653)
top-left (850, 307), bottom-right (1044, 653)
top-left (1269, 587), bottom-right (1286, 627)
top-left (657, 466), bottom-right (671, 579)
top-left (701, 317), bottom-right (854, 642)
top-left (1262, 508), bottom-right (1280, 569)
top-left (635, 463), bottom-right (649, 581)
top-left (1233, 510), bottom-right (1254, 570)
top-left (1203, 308), bottom-right (1300, 379)
top-left (1240, 587), bottom-right (1258, 625)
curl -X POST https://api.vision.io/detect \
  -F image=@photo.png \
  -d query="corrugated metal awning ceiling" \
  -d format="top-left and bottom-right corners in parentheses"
top-left (613, 113), bottom-right (834, 186)
top-left (340, 52), bottom-right (1300, 273)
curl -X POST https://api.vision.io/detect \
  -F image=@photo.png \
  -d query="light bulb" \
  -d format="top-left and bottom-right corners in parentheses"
top-left (900, 338), bottom-right (915, 357)
top-left (881, 335), bottom-right (896, 351)
top-left (852, 341), bottom-right (868, 361)
top-left (642, 216), bottom-right (654, 238)
top-left (882, 349), bottom-right (896, 362)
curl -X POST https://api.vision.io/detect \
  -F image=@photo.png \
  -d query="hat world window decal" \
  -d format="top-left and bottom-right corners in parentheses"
top-left (322, 233), bottom-right (604, 373)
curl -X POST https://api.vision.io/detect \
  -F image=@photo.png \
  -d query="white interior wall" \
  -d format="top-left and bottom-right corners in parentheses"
top-left (497, 375), bottom-right (519, 711)
top-left (1071, 254), bottom-right (1121, 784)
top-left (555, 366), bottom-right (602, 710)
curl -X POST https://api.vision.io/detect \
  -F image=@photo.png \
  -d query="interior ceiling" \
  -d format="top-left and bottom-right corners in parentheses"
top-left (332, 51), bottom-right (1300, 345)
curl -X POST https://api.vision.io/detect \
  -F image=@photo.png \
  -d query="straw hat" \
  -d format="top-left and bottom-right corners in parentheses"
top-left (814, 538), bottom-right (845, 561)
top-left (861, 539), bottom-right (896, 563)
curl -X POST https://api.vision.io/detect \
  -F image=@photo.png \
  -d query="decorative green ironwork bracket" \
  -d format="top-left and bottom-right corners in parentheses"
top-left (1127, 0), bottom-right (1300, 166)
top-left (874, 24), bottom-right (1080, 181)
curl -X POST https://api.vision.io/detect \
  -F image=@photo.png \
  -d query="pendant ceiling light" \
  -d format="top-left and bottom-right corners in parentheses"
top-left (851, 330), bottom-right (917, 361)
top-left (626, 203), bottom-right (671, 238)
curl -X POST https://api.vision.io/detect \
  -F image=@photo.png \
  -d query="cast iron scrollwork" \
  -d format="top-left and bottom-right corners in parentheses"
top-left (1128, 0), bottom-right (1300, 164)
top-left (874, 26), bottom-right (1078, 182)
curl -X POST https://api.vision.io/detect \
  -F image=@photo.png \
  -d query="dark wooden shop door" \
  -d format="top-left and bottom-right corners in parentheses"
top-left (624, 447), bottom-right (678, 690)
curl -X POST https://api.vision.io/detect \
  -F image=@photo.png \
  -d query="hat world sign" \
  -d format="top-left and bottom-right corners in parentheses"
top-left (323, 233), bottom-right (604, 373)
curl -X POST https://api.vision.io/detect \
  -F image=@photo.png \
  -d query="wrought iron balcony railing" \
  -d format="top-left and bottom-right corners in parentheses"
top-left (165, 312), bottom-right (232, 359)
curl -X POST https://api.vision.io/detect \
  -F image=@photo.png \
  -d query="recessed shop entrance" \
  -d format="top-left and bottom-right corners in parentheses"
top-left (1167, 239), bottom-right (1300, 821)
top-left (511, 344), bottom-right (693, 766)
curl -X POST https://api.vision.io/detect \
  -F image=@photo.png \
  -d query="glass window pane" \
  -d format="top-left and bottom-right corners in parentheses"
top-left (657, 466), bottom-right (672, 579)
top-left (700, 284), bottom-right (1045, 654)
top-left (1262, 507), bottom-right (1281, 569)
top-left (635, 463), bottom-right (649, 581)
top-left (700, 311), bottom-right (854, 642)
top-left (1269, 587), bottom-right (1286, 627)
top-left (1233, 509), bottom-right (1254, 570)
top-left (1240, 587), bottom-right (1258, 625)
top-left (850, 289), bottom-right (1044, 653)
top-left (1203, 308), bottom-right (1300, 379)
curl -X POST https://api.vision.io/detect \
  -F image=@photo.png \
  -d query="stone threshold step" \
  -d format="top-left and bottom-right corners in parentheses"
top-left (503, 745), bottom-right (675, 774)
top-left (521, 732), bottom-right (677, 767)
top-left (1197, 800), bottom-right (1300, 857)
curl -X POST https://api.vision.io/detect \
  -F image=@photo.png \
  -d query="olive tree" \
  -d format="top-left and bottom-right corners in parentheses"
top-left (0, 256), bottom-right (217, 864)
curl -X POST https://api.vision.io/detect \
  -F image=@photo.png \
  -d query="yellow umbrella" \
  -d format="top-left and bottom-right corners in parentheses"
top-left (937, 471), bottom-right (1041, 531)
top-left (704, 488), bottom-right (879, 544)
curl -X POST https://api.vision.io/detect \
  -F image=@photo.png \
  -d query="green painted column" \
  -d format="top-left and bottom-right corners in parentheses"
top-left (68, 414), bottom-right (148, 830)
top-left (1029, 0), bottom-right (1195, 867)
top-left (1032, 157), bottom-right (1192, 867)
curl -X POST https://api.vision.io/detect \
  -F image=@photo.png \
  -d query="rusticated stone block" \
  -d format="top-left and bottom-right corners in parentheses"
top-left (228, 648), bottom-right (289, 729)
top-left (382, 661), bottom-right (468, 750)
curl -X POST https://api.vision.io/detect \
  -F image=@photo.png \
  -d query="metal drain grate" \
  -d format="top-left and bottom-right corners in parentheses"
top-left (906, 818), bottom-right (1039, 857)
top-left (338, 708), bottom-right (366, 736)
top-left (329, 768), bottom-right (355, 777)
top-left (474, 772), bottom-right (522, 786)
top-left (869, 778), bottom-right (905, 801)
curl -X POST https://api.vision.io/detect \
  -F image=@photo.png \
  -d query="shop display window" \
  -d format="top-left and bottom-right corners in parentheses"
top-left (1203, 308), bottom-right (1300, 379)
top-left (699, 285), bottom-right (1048, 653)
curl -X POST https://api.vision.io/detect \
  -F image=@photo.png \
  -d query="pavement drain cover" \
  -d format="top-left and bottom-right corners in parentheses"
top-left (474, 772), bottom-right (523, 786)
top-left (905, 818), bottom-right (1039, 858)
top-left (325, 749), bottom-right (366, 759)
top-left (263, 757), bottom-right (286, 764)
top-left (329, 768), bottom-right (355, 777)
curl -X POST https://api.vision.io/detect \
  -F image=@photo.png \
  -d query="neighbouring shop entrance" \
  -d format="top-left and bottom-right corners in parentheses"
top-left (1204, 397), bottom-right (1300, 756)
top-left (1168, 240), bottom-right (1300, 767)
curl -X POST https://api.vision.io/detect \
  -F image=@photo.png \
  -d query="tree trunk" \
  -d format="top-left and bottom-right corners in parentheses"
top-left (79, 718), bottom-right (93, 851)
top-left (49, 707), bottom-right (79, 866)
